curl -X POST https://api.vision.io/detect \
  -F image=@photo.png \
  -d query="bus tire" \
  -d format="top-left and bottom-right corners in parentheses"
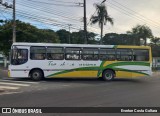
top-left (30, 69), bottom-right (43, 81)
top-left (102, 70), bottom-right (114, 81)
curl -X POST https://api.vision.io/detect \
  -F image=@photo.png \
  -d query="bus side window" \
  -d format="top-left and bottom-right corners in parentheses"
top-left (99, 48), bottom-right (116, 61)
top-left (83, 48), bottom-right (99, 60)
top-left (30, 46), bottom-right (46, 60)
top-left (116, 49), bottom-right (132, 61)
top-left (133, 49), bottom-right (149, 61)
top-left (65, 47), bottom-right (81, 60)
top-left (47, 47), bottom-right (64, 60)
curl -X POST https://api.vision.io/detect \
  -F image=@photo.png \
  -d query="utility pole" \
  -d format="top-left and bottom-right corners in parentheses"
top-left (68, 24), bottom-right (71, 44)
top-left (84, 0), bottom-right (87, 44)
top-left (12, 0), bottom-right (16, 43)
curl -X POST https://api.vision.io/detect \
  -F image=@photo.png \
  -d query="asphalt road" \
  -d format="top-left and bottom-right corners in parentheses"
top-left (0, 69), bottom-right (160, 115)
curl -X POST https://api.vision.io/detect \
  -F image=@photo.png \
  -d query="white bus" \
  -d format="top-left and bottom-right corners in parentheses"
top-left (8, 43), bottom-right (152, 81)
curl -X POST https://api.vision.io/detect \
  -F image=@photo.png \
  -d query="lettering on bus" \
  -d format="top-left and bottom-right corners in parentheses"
top-left (70, 63), bottom-right (75, 66)
top-left (48, 61), bottom-right (56, 66)
top-left (79, 63), bottom-right (96, 67)
top-left (60, 62), bottom-right (65, 66)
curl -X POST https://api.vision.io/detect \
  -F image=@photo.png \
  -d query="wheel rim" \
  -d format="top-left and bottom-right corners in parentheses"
top-left (32, 72), bottom-right (40, 79)
top-left (105, 72), bottom-right (112, 80)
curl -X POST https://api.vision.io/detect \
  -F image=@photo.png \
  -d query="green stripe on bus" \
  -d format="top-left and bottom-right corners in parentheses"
top-left (97, 61), bottom-right (149, 77)
top-left (113, 45), bottom-right (118, 49)
top-left (113, 68), bottom-right (149, 76)
top-left (103, 62), bottom-right (150, 68)
top-left (47, 61), bottom-right (150, 77)
top-left (97, 61), bottom-right (105, 77)
top-left (47, 66), bottom-right (100, 77)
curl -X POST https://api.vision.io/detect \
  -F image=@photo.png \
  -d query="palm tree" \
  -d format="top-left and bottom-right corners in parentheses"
top-left (128, 25), bottom-right (153, 46)
top-left (90, 3), bottom-right (113, 44)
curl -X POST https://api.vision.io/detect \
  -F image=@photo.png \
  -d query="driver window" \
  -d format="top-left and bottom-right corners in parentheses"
top-left (11, 49), bottom-right (28, 65)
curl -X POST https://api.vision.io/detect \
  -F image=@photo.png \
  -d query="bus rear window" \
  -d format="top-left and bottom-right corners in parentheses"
top-left (133, 49), bottom-right (149, 61)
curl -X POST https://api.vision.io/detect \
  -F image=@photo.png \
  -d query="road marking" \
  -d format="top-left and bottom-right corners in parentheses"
top-left (0, 86), bottom-right (19, 90)
top-left (0, 82), bottom-right (30, 87)
top-left (0, 79), bottom-right (39, 84)
top-left (0, 91), bottom-right (21, 95)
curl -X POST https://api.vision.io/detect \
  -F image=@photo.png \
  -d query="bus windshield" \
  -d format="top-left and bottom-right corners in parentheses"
top-left (11, 48), bottom-right (28, 65)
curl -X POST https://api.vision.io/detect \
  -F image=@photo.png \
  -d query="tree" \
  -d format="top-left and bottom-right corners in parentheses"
top-left (103, 33), bottom-right (119, 45)
top-left (71, 30), bottom-right (97, 44)
top-left (87, 32), bottom-right (98, 44)
top-left (0, 20), bottom-right (60, 56)
top-left (151, 37), bottom-right (160, 46)
top-left (90, 3), bottom-right (113, 44)
top-left (71, 30), bottom-right (87, 44)
top-left (56, 29), bottom-right (70, 43)
top-left (127, 25), bottom-right (153, 46)
top-left (103, 33), bottom-right (133, 45)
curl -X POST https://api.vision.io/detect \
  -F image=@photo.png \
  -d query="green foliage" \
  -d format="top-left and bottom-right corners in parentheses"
top-left (87, 32), bottom-right (98, 44)
top-left (56, 29), bottom-right (70, 43)
top-left (71, 31), bottom-right (84, 44)
top-left (150, 37), bottom-right (160, 46)
top-left (127, 25), bottom-right (153, 45)
top-left (56, 29), bottom-right (98, 44)
top-left (102, 33), bottom-right (133, 45)
top-left (0, 20), bottom-right (60, 56)
top-left (1, 19), bottom-right (159, 58)
top-left (71, 30), bottom-right (98, 44)
top-left (90, 3), bottom-right (113, 44)
top-left (0, 20), bottom-right (98, 56)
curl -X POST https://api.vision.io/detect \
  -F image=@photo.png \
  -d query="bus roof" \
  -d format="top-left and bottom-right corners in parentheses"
top-left (12, 42), bottom-right (151, 49)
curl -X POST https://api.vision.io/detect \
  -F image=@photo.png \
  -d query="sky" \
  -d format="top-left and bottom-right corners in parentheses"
top-left (0, 0), bottom-right (160, 37)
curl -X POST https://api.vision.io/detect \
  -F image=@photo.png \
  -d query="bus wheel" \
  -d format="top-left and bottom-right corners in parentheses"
top-left (102, 70), bottom-right (114, 81)
top-left (30, 69), bottom-right (43, 81)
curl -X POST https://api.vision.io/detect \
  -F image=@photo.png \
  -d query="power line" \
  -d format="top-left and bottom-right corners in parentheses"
top-left (0, 1), bottom-right (113, 34)
top-left (17, 2), bottom-right (82, 22)
top-left (0, 8), bottom-right (8, 20)
top-left (87, 0), bottom-right (160, 34)
top-left (16, 2), bottom-right (84, 28)
top-left (107, 0), bottom-right (160, 29)
top-left (46, 0), bottom-right (78, 4)
top-left (16, 5), bottom-right (83, 28)
top-left (0, 7), bottom-right (82, 31)
top-left (18, 0), bottom-right (82, 18)
top-left (17, 0), bottom-right (99, 32)
top-left (18, 1), bottom-right (83, 21)
top-left (111, 0), bottom-right (160, 26)
top-left (22, 0), bottom-right (82, 7)
top-left (107, 1), bottom-right (160, 30)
